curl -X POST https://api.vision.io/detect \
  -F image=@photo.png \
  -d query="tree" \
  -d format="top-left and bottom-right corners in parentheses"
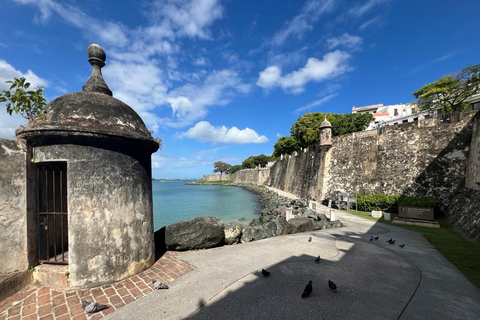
top-left (213, 161), bottom-right (232, 179)
top-left (290, 112), bottom-right (373, 148)
top-left (242, 157), bottom-right (256, 169)
top-left (330, 113), bottom-right (374, 136)
top-left (0, 77), bottom-right (47, 120)
top-left (229, 165), bottom-right (243, 174)
top-left (412, 64), bottom-right (480, 114)
top-left (273, 136), bottom-right (299, 158)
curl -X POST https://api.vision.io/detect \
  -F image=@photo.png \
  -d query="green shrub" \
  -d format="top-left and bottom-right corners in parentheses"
top-left (355, 193), bottom-right (441, 216)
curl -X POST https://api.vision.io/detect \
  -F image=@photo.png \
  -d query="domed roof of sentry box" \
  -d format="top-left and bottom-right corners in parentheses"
top-left (319, 116), bottom-right (332, 129)
top-left (16, 44), bottom-right (159, 153)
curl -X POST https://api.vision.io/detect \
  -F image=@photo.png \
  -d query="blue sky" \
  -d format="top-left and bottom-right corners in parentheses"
top-left (0, 0), bottom-right (479, 179)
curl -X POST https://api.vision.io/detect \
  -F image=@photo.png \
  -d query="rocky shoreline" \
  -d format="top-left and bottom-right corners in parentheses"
top-left (161, 183), bottom-right (344, 251)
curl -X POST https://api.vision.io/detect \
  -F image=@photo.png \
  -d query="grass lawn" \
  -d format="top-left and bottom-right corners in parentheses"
top-left (343, 209), bottom-right (480, 290)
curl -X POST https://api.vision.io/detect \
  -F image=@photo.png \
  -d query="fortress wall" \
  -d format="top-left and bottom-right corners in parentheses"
top-left (203, 173), bottom-right (231, 181)
top-left (0, 138), bottom-right (28, 273)
top-left (465, 111), bottom-right (480, 190)
top-left (325, 113), bottom-right (475, 207)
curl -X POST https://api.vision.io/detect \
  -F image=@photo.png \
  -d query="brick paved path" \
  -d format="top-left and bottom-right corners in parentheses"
top-left (0, 252), bottom-right (196, 320)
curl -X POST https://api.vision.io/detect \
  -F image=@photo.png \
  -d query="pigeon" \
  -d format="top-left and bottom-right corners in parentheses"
top-left (389, 240), bottom-right (396, 245)
top-left (261, 269), bottom-right (270, 277)
top-left (152, 279), bottom-right (169, 289)
top-left (369, 238), bottom-right (373, 241)
top-left (308, 236), bottom-right (312, 242)
top-left (399, 244), bottom-right (405, 248)
top-left (314, 255), bottom-right (321, 263)
top-left (386, 238), bottom-right (393, 243)
top-left (81, 300), bottom-right (108, 313)
top-left (374, 236), bottom-right (379, 240)
top-left (301, 281), bottom-right (313, 298)
top-left (328, 279), bottom-right (337, 291)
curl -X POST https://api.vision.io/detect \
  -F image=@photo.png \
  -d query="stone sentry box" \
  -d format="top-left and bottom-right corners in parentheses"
top-left (16, 44), bottom-right (160, 288)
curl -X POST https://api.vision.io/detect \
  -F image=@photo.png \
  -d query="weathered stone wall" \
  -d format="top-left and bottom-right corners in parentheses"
top-left (465, 111), bottom-right (480, 190)
top-left (233, 112), bottom-right (476, 209)
top-left (0, 138), bottom-right (27, 274)
top-left (34, 144), bottom-right (154, 288)
top-left (230, 168), bottom-right (270, 185)
top-left (203, 173), bottom-right (231, 181)
top-left (325, 114), bottom-right (475, 207)
top-left (268, 146), bottom-right (325, 200)
top-left (446, 188), bottom-right (480, 242)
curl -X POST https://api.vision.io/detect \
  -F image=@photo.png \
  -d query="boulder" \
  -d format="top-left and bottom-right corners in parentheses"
top-left (288, 217), bottom-right (315, 233)
top-left (224, 223), bottom-right (243, 245)
top-left (240, 225), bottom-right (275, 243)
top-left (165, 216), bottom-right (225, 251)
top-left (266, 217), bottom-right (292, 235)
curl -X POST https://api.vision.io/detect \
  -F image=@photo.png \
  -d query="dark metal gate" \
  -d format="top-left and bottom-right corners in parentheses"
top-left (37, 163), bottom-right (68, 264)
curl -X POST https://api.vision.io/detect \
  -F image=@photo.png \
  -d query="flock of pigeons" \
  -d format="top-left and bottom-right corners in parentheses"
top-left (261, 236), bottom-right (337, 299)
top-left (260, 233), bottom-right (406, 299)
top-left (81, 234), bottom-right (407, 313)
top-left (81, 278), bottom-right (169, 314)
top-left (370, 235), bottom-right (406, 248)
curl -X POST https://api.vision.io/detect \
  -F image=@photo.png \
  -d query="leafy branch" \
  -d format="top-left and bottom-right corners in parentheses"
top-left (0, 77), bottom-right (47, 120)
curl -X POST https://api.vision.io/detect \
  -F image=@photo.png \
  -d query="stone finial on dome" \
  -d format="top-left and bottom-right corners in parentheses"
top-left (320, 116), bottom-right (332, 128)
top-left (82, 44), bottom-right (112, 96)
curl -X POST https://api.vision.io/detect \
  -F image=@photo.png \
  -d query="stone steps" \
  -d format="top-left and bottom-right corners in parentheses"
top-left (0, 270), bottom-right (33, 302)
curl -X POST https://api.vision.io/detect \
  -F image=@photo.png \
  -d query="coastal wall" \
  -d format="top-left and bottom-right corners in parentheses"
top-left (233, 111), bottom-right (476, 209)
top-left (231, 168), bottom-right (270, 185)
top-left (325, 113), bottom-right (475, 207)
top-left (0, 138), bottom-right (28, 274)
top-left (446, 188), bottom-right (480, 242)
top-left (268, 146), bottom-right (325, 200)
top-left (203, 173), bottom-right (231, 181)
top-left (465, 111), bottom-right (480, 190)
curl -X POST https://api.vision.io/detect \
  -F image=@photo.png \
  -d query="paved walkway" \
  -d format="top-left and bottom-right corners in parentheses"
top-left (2, 206), bottom-right (480, 319)
top-left (107, 206), bottom-right (480, 320)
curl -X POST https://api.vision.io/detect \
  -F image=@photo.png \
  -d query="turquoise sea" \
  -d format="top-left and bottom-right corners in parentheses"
top-left (152, 180), bottom-right (260, 231)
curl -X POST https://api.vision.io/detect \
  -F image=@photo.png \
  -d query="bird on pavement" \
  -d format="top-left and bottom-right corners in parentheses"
top-left (399, 244), bottom-right (405, 248)
top-left (261, 269), bottom-right (270, 277)
top-left (328, 279), bottom-right (337, 291)
top-left (152, 279), bottom-right (169, 289)
top-left (389, 240), bottom-right (396, 245)
top-left (374, 236), bottom-right (379, 240)
top-left (302, 281), bottom-right (313, 298)
top-left (369, 238), bottom-right (373, 241)
top-left (308, 236), bottom-right (312, 242)
top-left (81, 300), bottom-right (108, 313)
top-left (314, 255), bottom-right (321, 263)
top-left (386, 238), bottom-right (393, 243)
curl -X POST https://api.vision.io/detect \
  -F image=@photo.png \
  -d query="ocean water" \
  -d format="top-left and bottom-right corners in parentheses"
top-left (152, 180), bottom-right (260, 231)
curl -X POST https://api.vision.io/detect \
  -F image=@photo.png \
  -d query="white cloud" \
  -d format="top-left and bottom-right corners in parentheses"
top-left (14, 0), bottom-right (129, 47)
top-left (327, 33), bottom-right (363, 51)
top-left (193, 57), bottom-right (208, 66)
top-left (348, 0), bottom-right (388, 18)
top-left (165, 69), bottom-right (251, 127)
top-left (149, 0), bottom-right (223, 39)
top-left (358, 15), bottom-right (382, 30)
top-left (270, 0), bottom-right (336, 47)
top-left (0, 59), bottom-right (49, 138)
top-left (14, 0), bottom-right (231, 133)
top-left (257, 50), bottom-right (351, 93)
top-left (294, 93), bottom-right (338, 114)
top-left (180, 121), bottom-right (269, 144)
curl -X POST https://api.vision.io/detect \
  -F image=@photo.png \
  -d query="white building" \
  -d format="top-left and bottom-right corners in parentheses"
top-left (351, 102), bottom-right (427, 130)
